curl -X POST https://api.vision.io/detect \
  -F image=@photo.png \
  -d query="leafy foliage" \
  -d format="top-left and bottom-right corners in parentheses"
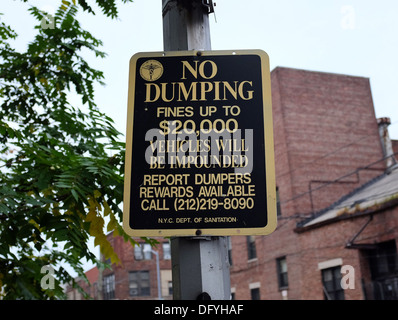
top-left (20, 0), bottom-right (135, 19)
top-left (0, 1), bottom-right (152, 300)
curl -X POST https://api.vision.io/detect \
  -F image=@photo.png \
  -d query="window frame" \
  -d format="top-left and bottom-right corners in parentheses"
top-left (276, 186), bottom-right (282, 217)
top-left (162, 242), bottom-right (171, 260)
top-left (276, 256), bottom-right (289, 289)
top-left (103, 274), bottom-right (115, 300)
top-left (250, 287), bottom-right (260, 300)
top-left (134, 243), bottom-right (152, 260)
top-left (129, 270), bottom-right (151, 297)
top-left (247, 236), bottom-right (257, 261)
top-left (321, 266), bottom-right (345, 300)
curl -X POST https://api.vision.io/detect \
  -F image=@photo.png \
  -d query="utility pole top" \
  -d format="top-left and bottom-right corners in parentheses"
top-left (162, 0), bottom-right (213, 51)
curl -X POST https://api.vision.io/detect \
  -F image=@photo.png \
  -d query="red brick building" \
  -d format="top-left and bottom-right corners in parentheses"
top-left (229, 67), bottom-right (398, 300)
top-left (67, 67), bottom-right (398, 300)
top-left (66, 237), bottom-right (172, 300)
top-left (66, 264), bottom-right (100, 300)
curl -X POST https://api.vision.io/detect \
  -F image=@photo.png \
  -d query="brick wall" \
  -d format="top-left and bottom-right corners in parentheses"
top-left (102, 235), bottom-right (172, 300)
top-left (271, 67), bottom-right (385, 215)
top-left (230, 67), bottom-right (396, 300)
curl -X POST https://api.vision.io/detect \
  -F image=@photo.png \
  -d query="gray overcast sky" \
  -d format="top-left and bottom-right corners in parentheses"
top-left (3, 0), bottom-right (398, 139)
top-left (2, 0), bottom-right (398, 275)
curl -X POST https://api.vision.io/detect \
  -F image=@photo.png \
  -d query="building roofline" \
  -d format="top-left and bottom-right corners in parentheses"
top-left (295, 196), bottom-right (398, 233)
top-left (295, 168), bottom-right (398, 232)
top-left (271, 66), bottom-right (371, 81)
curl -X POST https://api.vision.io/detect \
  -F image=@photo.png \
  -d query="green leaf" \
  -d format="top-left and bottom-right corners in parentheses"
top-left (71, 189), bottom-right (79, 201)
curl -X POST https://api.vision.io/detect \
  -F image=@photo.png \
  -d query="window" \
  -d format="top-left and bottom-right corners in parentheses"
top-left (276, 186), bottom-right (281, 217)
top-left (103, 274), bottom-right (115, 300)
top-left (367, 240), bottom-right (398, 280)
top-left (227, 236), bottom-right (233, 266)
top-left (168, 281), bottom-right (173, 296)
top-left (322, 266), bottom-right (345, 300)
top-left (247, 236), bottom-right (257, 260)
top-left (134, 244), bottom-right (143, 260)
top-left (231, 288), bottom-right (236, 300)
top-left (134, 244), bottom-right (152, 260)
top-left (129, 271), bottom-right (150, 297)
top-left (143, 244), bottom-right (152, 260)
top-left (251, 288), bottom-right (260, 300)
top-left (363, 240), bottom-right (398, 300)
top-left (276, 256), bottom-right (288, 288)
top-left (163, 242), bottom-right (171, 260)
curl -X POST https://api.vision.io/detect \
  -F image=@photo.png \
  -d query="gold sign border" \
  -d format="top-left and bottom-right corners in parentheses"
top-left (123, 49), bottom-right (276, 237)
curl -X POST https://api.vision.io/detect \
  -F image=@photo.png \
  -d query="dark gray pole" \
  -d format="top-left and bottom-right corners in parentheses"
top-left (162, 0), bottom-right (231, 300)
top-left (162, 0), bottom-right (211, 51)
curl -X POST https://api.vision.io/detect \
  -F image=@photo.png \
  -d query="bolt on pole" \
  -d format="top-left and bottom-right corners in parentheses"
top-left (161, 0), bottom-right (231, 300)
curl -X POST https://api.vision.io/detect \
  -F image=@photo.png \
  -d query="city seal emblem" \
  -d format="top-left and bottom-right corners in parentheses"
top-left (139, 60), bottom-right (163, 82)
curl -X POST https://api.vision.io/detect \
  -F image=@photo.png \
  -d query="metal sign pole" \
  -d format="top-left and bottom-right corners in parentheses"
top-left (162, 0), bottom-right (231, 300)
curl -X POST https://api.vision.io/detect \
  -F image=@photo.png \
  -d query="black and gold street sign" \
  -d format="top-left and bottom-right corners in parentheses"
top-left (123, 50), bottom-right (276, 237)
